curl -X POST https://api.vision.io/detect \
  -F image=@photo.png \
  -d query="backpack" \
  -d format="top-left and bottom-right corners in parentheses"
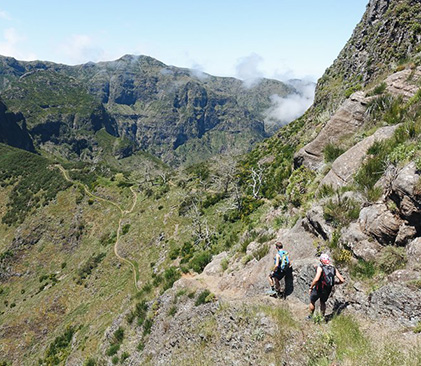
top-left (277, 250), bottom-right (290, 271)
top-left (319, 264), bottom-right (335, 289)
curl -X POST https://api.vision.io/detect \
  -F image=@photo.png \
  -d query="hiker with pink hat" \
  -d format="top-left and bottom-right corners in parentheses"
top-left (307, 253), bottom-right (345, 320)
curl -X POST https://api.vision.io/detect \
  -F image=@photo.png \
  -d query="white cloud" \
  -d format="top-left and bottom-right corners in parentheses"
top-left (190, 63), bottom-right (209, 80)
top-left (264, 80), bottom-right (315, 128)
top-left (58, 34), bottom-right (105, 64)
top-left (0, 10), bottom-right (11, 20)
top-left (235, 53), bottom-right (264, 87)
top-left (0, 28), bottom-right (36, 60)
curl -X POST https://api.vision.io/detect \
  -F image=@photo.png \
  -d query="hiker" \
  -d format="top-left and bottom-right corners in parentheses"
top-left (268, 241), bottom-right (293, 298)
top-left (308, 253), bottom-right (345, 319)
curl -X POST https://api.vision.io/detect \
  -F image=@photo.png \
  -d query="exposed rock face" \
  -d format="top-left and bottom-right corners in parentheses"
top-left (359, 203), bottom-right (403, 244)
top-left (0, 99), bottom-right (34, 152)
top-left (340, 222), bottom-right (383, 261)
top-left (314, 0), bottom-right (421, 110)
top-left (294, 91), bottom-right (368, 170)
top-left (390, 162), bottom-right (421, 231)
top-left (303, 205), bottom-right (335, 241)
top-left (385, 67), bottom-right (421, 100)
top-left (0, 54), bottom-right (297, 166)
top-left (367, 282), bottom-right (421, 327)
top-left (320, 125), bottom-right (398, 189)
top-left (406, 237), bottom-right (421, 269)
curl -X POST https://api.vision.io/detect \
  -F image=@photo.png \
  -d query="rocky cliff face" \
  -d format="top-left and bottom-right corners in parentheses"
top-left (0, 99), bottom-right (34, 152)
top-left (0, 54), bottom-right (298, 166)
top-left (315, 0), bottom-right (421, 110)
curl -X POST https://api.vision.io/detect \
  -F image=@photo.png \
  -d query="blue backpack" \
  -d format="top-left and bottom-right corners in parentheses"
top-left (275, 250), bottom-right (290, 271)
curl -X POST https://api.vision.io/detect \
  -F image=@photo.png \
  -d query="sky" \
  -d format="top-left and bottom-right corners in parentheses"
top-left (0, 1), bottom-right (369, 125)
top-left (0, 0), bottom-right (369, 82)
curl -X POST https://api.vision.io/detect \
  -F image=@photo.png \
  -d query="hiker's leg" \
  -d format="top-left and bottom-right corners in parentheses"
top-left (309, 301), bottom-right (316, 315)
top-left (309, 289), bottom-right (318, 316)
top-left (320, 300), bottom-right (326, 316)
top-left (274, 277), bottom-right (281, 292)
top-left (268, 274), bottom-right (274, 287)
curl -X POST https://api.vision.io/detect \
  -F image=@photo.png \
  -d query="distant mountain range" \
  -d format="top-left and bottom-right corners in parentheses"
top-left (0, 54), bottom-right (310, 166)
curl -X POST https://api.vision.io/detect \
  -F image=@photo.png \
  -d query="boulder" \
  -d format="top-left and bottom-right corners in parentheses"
top-left (340, 222), bottom-right (382, 260)
top-left (320, 125), bottom-right (398, 189)
top-left (406, 238), bottom-right (421, 270)
top-left (303, 205), bottom-right (335, 241)
top-left (294, 91), bottom-right (368, 170)
top-left (277, 219), bottom-right (318, 260)
top-left (202, 251), bottom-right (229, 277)
top-left (368, 283), bottom-right (421, 327)
top-left (359, 203), bottom-right (402, 244)
top-left (390, 162), bottom-right (421, 229)
top-left (385, 67), bottom-right (421, 101)
top-left (395, 223), bottom-right (417, 246)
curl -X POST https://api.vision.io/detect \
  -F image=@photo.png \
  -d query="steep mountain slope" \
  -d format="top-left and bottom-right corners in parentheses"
top-left (0, 54), bottom-right (299, 166)
top-left (1, 0), bottom-right (421, 365)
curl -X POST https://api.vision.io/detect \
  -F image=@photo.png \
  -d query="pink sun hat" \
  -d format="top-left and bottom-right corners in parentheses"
top-left (320, 253), bottom-right (331, 265)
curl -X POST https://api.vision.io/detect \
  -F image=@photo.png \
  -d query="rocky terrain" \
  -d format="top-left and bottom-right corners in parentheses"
top-left (0, 0), bottom-right (421, 365)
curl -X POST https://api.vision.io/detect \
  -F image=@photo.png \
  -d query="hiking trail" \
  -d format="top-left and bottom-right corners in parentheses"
top-left (55, 164), bottom-right (140, 291)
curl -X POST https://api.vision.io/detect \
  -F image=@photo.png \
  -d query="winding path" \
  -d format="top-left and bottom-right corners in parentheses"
top-left (56, 165), bottom-right (140, 291)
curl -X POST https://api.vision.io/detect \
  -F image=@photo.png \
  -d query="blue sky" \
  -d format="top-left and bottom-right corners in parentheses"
top-left (0, 0), bottom-right (368, 82)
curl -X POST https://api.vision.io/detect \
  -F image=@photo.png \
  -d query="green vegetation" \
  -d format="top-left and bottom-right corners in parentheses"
top-left (194, 290), bottom-right (215, 306)
top-left (323, 143), bottom-right (345, 163)
top-left (38, 326), bottom-right (77, 366)
top-left (0, 144), bottom-right (71, 225)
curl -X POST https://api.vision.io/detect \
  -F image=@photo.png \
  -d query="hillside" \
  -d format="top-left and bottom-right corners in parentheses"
top-left (0, 54), bottom-right (300, 166)
top-left (0, 0), bottom-right (421, 365)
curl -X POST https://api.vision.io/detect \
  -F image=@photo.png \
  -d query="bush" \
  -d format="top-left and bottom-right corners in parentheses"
top-left (350, 260), bottom-right (376, 280)
top-left (163, 267), bottom-right (181, 290)
top-left (106, 344), bottom-right (120, 357)
top-left (378, 246), bottom-right (407, 274)
top-left (323, 195), bottom-right (360, 228)
top-left (113, 327), bottom-right (124, 344)
top-left (194, 289), bottom-right (214, 306)
top-left (189, 252), bottom-right (212, 273)
top-left (324, 143), bottom-right (345, 163)
top-left (83, 358), bottom-right (96, 366)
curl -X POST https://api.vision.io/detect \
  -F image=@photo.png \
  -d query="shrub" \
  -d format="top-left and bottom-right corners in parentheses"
top-left (378, 246), bottom-right (407, 274)
top-left (168, 305), bottom-right (177, 317)
top-left (111, 356), bottom-right (119, 365)
top-left (350, 260), bottom-right (376, 280)
top-left (195, 289), bottom-right (214, 306)
top-left (323, 195), bottom-right (360, 228)
top-left (143, 318), bottom-right (153, 336)
top-left (163, 267), bottom-right (181, 290)
top-left (189, 252), bottom-right (212, 273)
top-left (120, 352), bottom-right (130, 362)
top-left (113, 327), bottom-right (124, 344)
top-left (83, 358), bottom-right (96, 366)
top-left (323, 143), bottom-right (345, 163)
top-left (106, 344), bottom-right (120, 357)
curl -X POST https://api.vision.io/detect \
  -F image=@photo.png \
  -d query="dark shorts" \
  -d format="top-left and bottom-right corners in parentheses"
top-left (310, 286), bottom-right (332, 303)
top-left (271, 266), bottom-right (292, 280)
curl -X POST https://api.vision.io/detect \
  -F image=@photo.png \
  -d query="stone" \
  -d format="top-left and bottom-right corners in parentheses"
top-left (320, 125), bottom-right (398, 189)
top-left (295, 91), bottom-right (368, 170)
top-left (406, 238), bottom-right (421, 270)
top-left (368, 283), bottom-right (421, 327)
top-left (359, 203), bottom-right (402, 244)
top-left (304, 205), bottom-right (335, 241)
top-left (202, 252), bottom-right (228, 276)
top-left (394, 223), bottom-right (417, 246)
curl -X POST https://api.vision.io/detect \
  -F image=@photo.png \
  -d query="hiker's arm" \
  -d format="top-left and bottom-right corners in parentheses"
top-left (335, 269), bottom-right (345, 284)
top-left (309, 266), bottom-right (322, 291)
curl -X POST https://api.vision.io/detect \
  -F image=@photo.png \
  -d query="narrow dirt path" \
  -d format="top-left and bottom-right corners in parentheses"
top-left (56, 165), bottom-right (140, 290)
